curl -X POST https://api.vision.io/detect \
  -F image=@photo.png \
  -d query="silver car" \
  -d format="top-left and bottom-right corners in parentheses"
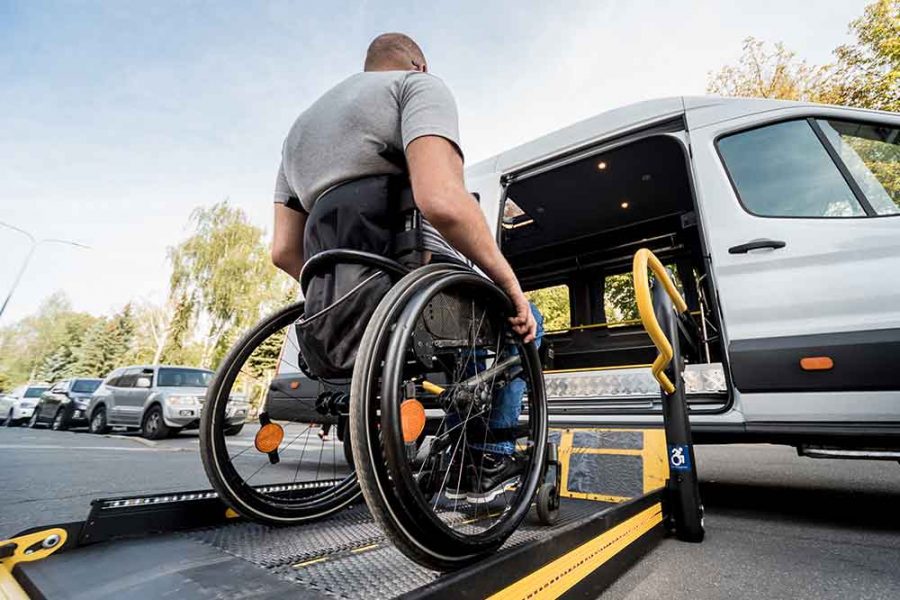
top-left (87, 365), bottom-right (248, 439)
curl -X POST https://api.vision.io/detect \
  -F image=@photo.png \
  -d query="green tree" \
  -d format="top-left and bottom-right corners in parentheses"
top-left (823, 0), bottom-right (899, 112)
top-left (158, 293), bottom-right (196, 365)
top-left (604, 274), bottom-right (639, 323)
top-left (35, 313), bottom-right (98, 382)
top-left (72, 304), bottom-right (136, 378)
top-left (126, 300), bottom-right (173, 365)
top-left (708, 0), bottom-right (899, 112)
top-left (71, 318), bottom-right (114, 378)
top-left (707, 37), bottom-right (832, 102)
top-left (0, 292), bottom-right (79, 384)
top-left (167, 201), bottom-right (293, 369)
top-left (525, 285), bottom-right (570, 331)
top-left (0, 371), bottom-right (11, 393)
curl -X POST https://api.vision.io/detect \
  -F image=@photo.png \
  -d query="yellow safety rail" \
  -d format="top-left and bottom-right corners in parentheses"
top-left (632, 249), bottom-right (688, 394)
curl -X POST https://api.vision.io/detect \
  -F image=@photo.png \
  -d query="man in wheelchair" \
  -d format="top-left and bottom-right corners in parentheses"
top-left (269, 32), bottom-right (542, 504)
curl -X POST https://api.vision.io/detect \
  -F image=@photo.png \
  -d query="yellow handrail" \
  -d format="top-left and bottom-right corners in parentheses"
top-left (632, 248), bottom-right (688, 394)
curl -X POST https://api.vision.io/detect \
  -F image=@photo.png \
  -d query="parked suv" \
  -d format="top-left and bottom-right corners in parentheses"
top-left (87, 365), bottom-right (247, 439)
top-left (30, 378), bottom-right (102, 430)
top-left (0, 384), bottom-right (50, 426)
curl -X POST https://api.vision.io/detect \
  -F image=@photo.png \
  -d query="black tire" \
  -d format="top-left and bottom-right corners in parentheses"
top-left (200, 300), bottom-right (361, 525)
top-left (5, 409), bottom-right (15, 427)
top-left (142, 405), bottom-right (170, 440)
top-left (51, 410), bottom-right (68, 431)
top-left (350, 265), bottom-right (548, 570)
top-left (89, 406), bottom-right (110, 434)
top-left (224, 424), bottom-right (244, 436)
top-left (28, 410), bottom-right (41, 428)
top-left (342, 427), bottom-right (354, 467)
top-left (535, 483), bottom-right (559, 526)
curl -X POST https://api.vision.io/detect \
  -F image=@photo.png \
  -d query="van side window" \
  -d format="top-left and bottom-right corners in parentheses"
top-left (718, 120), bottom-right (866, 218)
top-left (817, 120), bottom-right (900, 216)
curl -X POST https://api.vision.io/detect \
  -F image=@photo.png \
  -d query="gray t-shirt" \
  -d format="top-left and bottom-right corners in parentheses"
top-left (274, 70), bottom-right (463, 258)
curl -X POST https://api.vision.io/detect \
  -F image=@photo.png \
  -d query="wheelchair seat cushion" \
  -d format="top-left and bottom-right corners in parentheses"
top-left (295, 175), bottom-right (411, 379)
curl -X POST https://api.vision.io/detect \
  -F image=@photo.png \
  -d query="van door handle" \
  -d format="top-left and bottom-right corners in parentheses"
top-left (728, 239), bottom-right (786, 254)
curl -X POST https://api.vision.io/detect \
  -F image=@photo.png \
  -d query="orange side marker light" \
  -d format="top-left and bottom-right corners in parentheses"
top-left (800, 356), bottom-right (833, 371)
top-left (255, 422), bottom-right (285, 454)
top-left (400, 399), bottom-right (426, 443)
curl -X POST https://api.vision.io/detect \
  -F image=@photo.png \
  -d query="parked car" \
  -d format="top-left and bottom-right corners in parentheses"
top-left (29, 378), bottom-right (103, 430)
top-left (87, 365), bottom-right (248, 439)
top-left (0, 384), bottom-right (51, 426)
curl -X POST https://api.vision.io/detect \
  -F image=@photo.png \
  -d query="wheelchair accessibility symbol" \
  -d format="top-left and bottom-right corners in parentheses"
top-left (668, 444), bottom-right (692, 472)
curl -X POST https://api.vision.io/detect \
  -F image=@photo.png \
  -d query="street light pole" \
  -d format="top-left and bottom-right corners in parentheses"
top-left (0, 221), bottom-right (91, 320)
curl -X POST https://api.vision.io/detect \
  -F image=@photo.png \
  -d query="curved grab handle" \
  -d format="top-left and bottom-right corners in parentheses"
top-left (632, 248), bottom-right (688, 394)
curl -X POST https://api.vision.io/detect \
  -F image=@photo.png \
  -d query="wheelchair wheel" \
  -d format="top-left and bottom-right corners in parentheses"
top-left (200, 301), bottom-right (360, 524)
top-left (351, 266), bottom-right (547, 570)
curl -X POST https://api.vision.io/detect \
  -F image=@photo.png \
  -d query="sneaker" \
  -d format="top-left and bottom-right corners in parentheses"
top-left (444, 462), bottom-right (475, 500)
top-left (466, 454), bottom-right (524, 504)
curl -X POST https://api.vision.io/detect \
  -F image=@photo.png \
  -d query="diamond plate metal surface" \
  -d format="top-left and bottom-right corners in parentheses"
top-left (188, 499), bottom-right (607, 599)
top-left (545, 363), bottom-right (726, 399)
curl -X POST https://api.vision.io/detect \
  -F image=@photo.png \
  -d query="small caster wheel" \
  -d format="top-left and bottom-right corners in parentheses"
top-left (536, 482), bottom-right (559, 526)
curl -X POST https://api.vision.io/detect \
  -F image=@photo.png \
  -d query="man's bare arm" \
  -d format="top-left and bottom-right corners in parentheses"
top-left (271, 203), bottom-right (307, 280)
top-left (406, 135), bottom-right (537, 342)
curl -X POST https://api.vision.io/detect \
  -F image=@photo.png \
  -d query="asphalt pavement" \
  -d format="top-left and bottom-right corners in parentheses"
top-left (1, 425), bottom-right (899, 598)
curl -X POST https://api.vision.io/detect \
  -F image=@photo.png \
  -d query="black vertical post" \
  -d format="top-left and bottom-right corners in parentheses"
top-left (653, 283), bottom-right (704, 542)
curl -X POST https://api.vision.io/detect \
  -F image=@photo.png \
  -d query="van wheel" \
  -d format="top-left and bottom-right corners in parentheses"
top-left (52, 410), bottom-right (68, 431)
top-left (142, 405), bottom-right (170, 440)
top-left (28, 411), bottom-right (41, 429)
top-left (89, 407), bottom-right (110, 434)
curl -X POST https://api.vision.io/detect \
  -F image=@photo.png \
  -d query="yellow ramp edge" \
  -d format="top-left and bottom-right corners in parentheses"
top-left (488, 503), bottom-right (663, 600)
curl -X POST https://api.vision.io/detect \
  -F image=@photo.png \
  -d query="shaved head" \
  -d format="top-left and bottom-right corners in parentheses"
top-left (364, 33), bottom-right (426, 72)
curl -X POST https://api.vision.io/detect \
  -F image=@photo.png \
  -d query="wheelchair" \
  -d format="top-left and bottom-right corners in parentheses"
top-left (200, 176), bottom-right (549, 570)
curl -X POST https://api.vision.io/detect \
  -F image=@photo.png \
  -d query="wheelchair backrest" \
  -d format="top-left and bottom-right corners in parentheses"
top-left (296, 175), bottom-right (424, 379)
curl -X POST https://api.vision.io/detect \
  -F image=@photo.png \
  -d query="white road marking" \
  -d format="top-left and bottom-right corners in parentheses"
top-left (0, 444), bottom-right (188, 452)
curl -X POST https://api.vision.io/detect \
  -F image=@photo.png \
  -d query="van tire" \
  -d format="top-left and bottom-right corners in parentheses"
top-left (141, 405), bottom-right (170, 440)
top-left (89, 407), bottom-right (110, 434)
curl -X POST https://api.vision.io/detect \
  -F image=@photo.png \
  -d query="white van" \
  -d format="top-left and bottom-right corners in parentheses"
top-left (463, 96), bottom-right (900, 455)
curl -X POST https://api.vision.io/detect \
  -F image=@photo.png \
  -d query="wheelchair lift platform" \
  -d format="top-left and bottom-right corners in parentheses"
top-left (3, 427), bottom-right (667, 600)
top-left (1, 248), bottom-right (702, 599)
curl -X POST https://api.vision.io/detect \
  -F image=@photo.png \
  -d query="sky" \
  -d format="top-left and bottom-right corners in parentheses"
top-left (0, 0), bottom-right (869, 325)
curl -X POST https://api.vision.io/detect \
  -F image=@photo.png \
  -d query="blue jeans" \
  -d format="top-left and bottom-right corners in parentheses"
top-left (466, 302), bottom-right (544, 456)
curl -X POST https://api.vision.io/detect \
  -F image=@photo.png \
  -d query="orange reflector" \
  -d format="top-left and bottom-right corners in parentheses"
top-left (400, 399), bottom-right (426, 443)
top-left (800, 356), bottom-right (834, 371)
top-left (255, 422), bottom-right (284, 453)
top-left (289, 380), bottom-right (301, 390)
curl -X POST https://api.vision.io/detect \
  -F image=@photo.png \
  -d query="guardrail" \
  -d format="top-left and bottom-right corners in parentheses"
top-left (632, 248), bottom-right (688, 394)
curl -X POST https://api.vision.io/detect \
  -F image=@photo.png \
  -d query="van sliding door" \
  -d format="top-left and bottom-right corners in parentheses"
top-left (689, 107), bottom-right (900, 426)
